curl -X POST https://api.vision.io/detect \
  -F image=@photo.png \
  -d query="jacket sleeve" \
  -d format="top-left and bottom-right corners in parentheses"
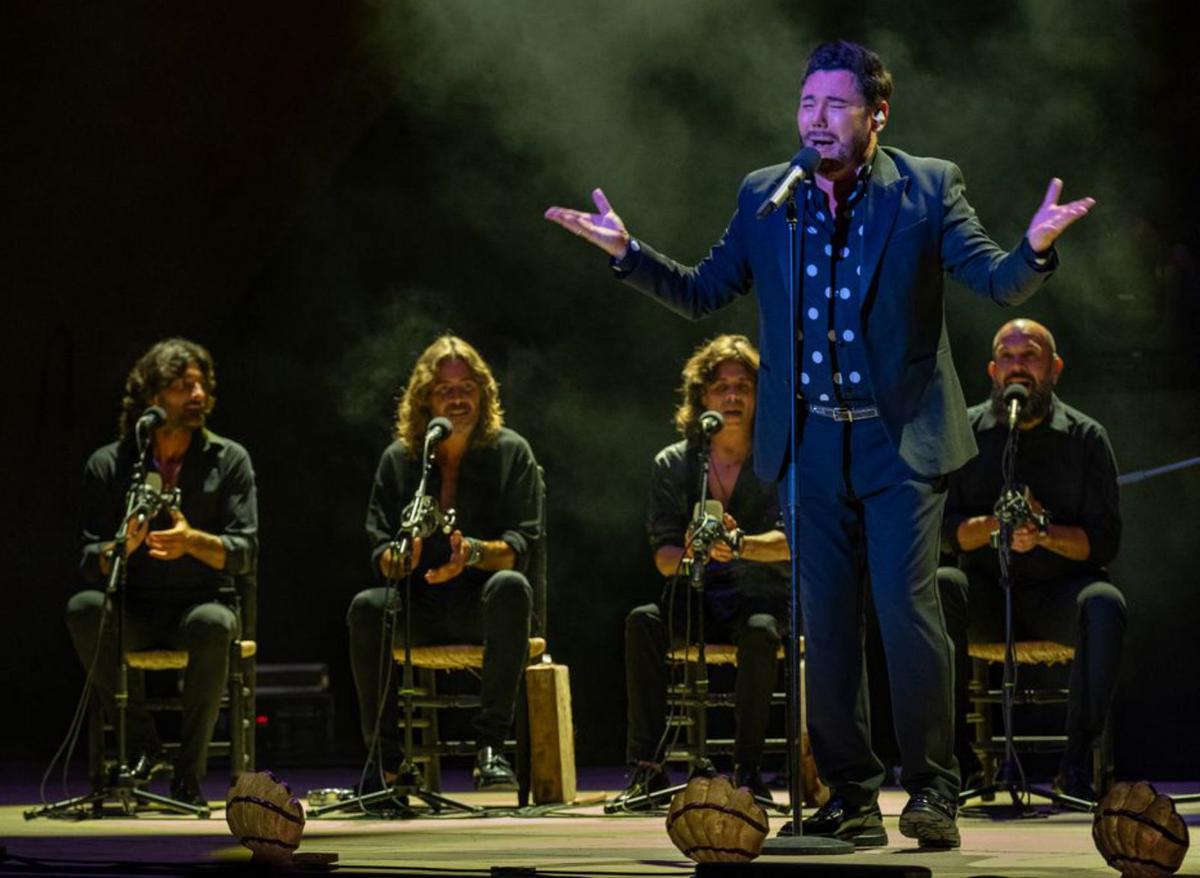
top-left (939, 161), bottom-right (1058, 306)
top-left (615, 175), bottom-right (756, 320)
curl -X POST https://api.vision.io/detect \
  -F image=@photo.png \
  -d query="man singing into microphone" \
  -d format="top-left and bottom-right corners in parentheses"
top-left (546, 40), bottom-right (1094, 846)
top-left (615, 335), bottom-right (790, 809)
top-left (938, 319), bottom-right (1125, 802)
top-left (65, 338), bottom-right (258, 806)
top-left (346, 335), bottom-right (540, 793)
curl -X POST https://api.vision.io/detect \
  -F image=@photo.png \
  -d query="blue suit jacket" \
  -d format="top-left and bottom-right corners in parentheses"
top-left (618, 146), bottom-right (1057, 481)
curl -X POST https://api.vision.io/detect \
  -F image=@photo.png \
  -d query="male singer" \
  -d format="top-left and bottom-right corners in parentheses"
top-left (546, 39), bottom-right (1094, 846)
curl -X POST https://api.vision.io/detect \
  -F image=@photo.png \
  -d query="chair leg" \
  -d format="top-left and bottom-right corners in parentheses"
top-left (87, 691), bottom-right (106, 791)
top-left (418, 668), bottom-right (441, 792)
top-left (229, 647), bottom-right (245, 782)
top-left (516, 670), bottom-right (531, 807)
top-left (972, 658), bottom-right (996, 787)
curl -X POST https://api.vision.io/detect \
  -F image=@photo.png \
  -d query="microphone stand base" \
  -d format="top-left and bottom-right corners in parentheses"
top-left (761, 831), bottom-right (856, 855)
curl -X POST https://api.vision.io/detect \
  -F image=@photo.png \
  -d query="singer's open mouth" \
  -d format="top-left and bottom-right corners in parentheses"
top-left (1004, 376), bottom-right (1033, 388)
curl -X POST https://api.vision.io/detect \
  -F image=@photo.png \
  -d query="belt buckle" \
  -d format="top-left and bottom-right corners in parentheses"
top-left (834, 407), bottom-right (854, 422)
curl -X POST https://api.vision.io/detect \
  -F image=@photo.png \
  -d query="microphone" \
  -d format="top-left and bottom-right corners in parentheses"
top-left (756, 147), bottom-right (822, 220)
top-left (135, 406), bottom-right (166, 436)
top-left (131, 472), bottom-right (164, 527)
top-left (425, 417), bottom-right (453, 445)
top-left (698, 410), bottom-right (725, 437)
top-left (1003, 383), bottom-right (1030, 430)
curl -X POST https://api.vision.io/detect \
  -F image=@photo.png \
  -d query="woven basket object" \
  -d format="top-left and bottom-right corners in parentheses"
top-left (968, 640), bottom-right (1074, 665)
top-left (665, 775), bottom-right (769, 863)
top-left (1093, 781), bottom-right (1189, 877)
top-left (225, 770), bottom-right (305, 865)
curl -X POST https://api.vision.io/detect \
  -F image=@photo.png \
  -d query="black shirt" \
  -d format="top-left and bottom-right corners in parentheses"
top-left (646, 439), bottom-right (788, 599)
top-left (942, 396), bottom-right (1121, 584)
top-left (365, 427), bottom-right (540, 588)
top-left (80, 430), bottom-right (258, 604)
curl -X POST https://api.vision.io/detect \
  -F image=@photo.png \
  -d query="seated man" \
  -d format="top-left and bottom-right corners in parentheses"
top-left (66, 338), bottom-right (258, 806)
top-left (617, 334), bottom-right (791, 808)
top-left (347, 335), bottom-right (540, 792)
top-left (938, 318), bottom-right (1126, 800)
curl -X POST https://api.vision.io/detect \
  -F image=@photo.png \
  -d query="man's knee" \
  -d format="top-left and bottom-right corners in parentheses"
top-left (65, 590), bottom-right (106, 638)
top-left (483, 570), bottom-right (532, 617)
top-left (346, 588), bottom-right (385, 631)
top-left (182, 604), bottom-right (237, 650)
top-left (1078, 582), bottom-right (1126, 633)
top-left (738, 613), bottom-right (782, 657)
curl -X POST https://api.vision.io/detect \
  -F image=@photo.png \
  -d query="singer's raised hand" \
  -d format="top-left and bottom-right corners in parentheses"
top-left (1025, 178), bottom-right (1095, 254)
top-left (544, 188), bottom-right (632, 259)
top-left (426, 529), bottom-right (468, 585)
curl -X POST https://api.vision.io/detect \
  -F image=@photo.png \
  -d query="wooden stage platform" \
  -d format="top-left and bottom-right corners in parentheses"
top-left (4, 768), bottom-right (1198, 877)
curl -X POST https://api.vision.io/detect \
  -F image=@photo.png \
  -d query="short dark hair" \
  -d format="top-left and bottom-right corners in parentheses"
top-left (118, 338), bottom-right (216, 438)
top-left (802, 40), bottom-right (894, 108)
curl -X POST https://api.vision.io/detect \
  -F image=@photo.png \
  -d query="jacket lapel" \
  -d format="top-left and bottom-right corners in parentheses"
top-left (859, 149), bottom-right (908, 311)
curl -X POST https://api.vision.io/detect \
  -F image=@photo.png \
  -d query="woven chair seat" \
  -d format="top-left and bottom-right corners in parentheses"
top-left (667, 639), bottom-right (799, 666)
top-left (968, 640), bottom-right (1074, 666)
top-left (125, 640), bottom-right (258, 670)
top-left (394, 637), bottom-right (546, 670)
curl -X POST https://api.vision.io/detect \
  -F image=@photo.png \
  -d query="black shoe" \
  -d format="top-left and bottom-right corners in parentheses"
top-left (1053, 766), bottom-right (1098, 804)
top-left (733, 765), bottom-right (773, 803)
top-left (800, 796), bottom-right (888, 847)
top-left (473, 746), bottom-right (518, 791)
top-left (608, 763), bottom-right (671, 812)
top-left (169, 778), bottom-right (208, 809)
top-left (899, 790), bottom-right (960, 849)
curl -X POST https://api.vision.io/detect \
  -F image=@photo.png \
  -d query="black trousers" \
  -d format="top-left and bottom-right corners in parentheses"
top-left (624, 583), bottom-right (786, 767)
top-left (346, 570), bottom-right (532, 765)
top-left (792, 416), bottom-right (958, 806)
top-left (937, 566), bottom-right (1126, 773)
top-left (64, 590), bottom-right (238, 788)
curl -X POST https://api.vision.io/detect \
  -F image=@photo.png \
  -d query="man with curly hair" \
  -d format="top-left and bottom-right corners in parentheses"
top-left (346, 335), bottom-right (541, 793)
top-left (65, 338), bottom-right (258, 807)
top-left (614, 335), bottom-right (790, 810)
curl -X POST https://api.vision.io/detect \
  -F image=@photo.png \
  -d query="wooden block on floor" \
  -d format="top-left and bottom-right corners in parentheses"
top-left (526, 662), bottom-right (577, 804)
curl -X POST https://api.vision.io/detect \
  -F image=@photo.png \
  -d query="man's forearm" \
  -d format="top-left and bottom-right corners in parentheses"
top-left (955, 515), bottom-right (998, 552)
top-left (740, 529), bottom-right (790, 562)
top-left (470, 538), bottom-right (515, 572)
top-left (1038, 524), bottom-right (1091, 561)
top-left (187, 530), bottom-right (227, 570)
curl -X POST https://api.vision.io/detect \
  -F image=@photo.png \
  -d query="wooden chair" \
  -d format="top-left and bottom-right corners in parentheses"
top-left (88, 576), bottom-right (258, 787)
top-left (968, 639), bottom-right (1113, 797)
top-left (665, 636), bottom-right (826, 807)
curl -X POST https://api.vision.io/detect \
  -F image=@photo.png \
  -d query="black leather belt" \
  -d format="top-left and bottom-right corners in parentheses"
top-left (806, 402), bottom-right (880, 422)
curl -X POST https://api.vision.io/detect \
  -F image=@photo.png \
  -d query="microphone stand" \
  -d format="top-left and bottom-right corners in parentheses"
top-left (761, 191), bottom-right (854, 854)
top-left (311, 430), bottom-right (479, 818)
top-left (28, 427), bottom-right (208, 819)
top-left (960, 402), bottom-right (1091, 816)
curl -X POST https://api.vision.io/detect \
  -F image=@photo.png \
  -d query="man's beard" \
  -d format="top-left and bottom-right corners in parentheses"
top-left (990, 378), bottom-right (1053, 424)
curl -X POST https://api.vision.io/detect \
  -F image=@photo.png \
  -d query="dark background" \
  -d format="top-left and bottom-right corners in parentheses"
top-left (5, 1), bottom-right (1198, 779)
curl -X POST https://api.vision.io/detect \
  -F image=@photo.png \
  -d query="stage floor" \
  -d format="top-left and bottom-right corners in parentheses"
top-left (4, 767), bottom-right (1198, 877)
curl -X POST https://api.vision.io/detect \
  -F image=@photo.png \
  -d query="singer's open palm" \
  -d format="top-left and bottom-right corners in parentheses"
top-left (544, 188), bottom-right (631, 259)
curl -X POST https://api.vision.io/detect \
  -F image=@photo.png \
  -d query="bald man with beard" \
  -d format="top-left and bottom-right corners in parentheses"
top-left (938, 319), bottom-right (1126, 802)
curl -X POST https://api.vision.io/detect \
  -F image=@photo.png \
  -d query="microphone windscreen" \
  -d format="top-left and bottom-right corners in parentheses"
top-left (698, 410), bottom-right (725, 435)
top-left (794, 146), bottom-right (821, 174)
top-left (1002, 383), bottom-right (1030, 404)
top-left (141, 406), bottom-right (167, 427)
top-left (144, 472), bottom-right (163, 492)
top-left (427, 416), bottom-right (452, 437)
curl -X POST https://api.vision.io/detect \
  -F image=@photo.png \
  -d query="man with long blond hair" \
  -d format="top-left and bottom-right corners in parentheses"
top-left (613, 335), bottom-right (791, 810)
top-left (346, 335), bottom-right (541, 793)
